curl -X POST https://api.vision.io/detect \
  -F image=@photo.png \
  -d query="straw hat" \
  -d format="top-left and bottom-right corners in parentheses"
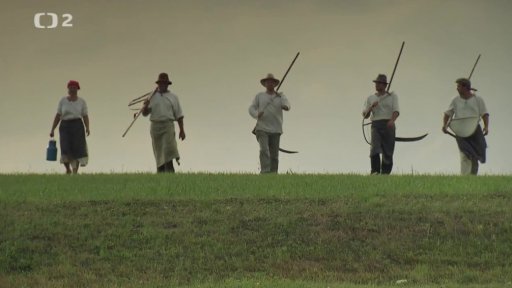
top-left (260, 73), bottom-right (280, 86)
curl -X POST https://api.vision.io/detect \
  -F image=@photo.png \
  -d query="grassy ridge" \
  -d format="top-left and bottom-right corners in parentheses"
top-left (1, 174), bottom-right (511, 287)
top-left (1, 173), bottom-right (511, 201)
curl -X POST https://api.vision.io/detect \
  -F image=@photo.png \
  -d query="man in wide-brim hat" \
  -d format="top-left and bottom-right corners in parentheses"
top-left (362, 74), bottom-right (400, 175)
top-left (249, 73), bottom-right (290, 173)
top-left (142, 72), bottom-right (185, 173)
top-left (442, 78), bottom-right (489, 175)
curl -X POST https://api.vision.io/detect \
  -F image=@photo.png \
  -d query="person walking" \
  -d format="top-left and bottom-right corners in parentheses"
top-left (249, 73), bottom-right (290, 174)
top-left (50, 80), bottom-right (90, 174)
top-left (362, 74), bottom-right (400, 175)
top-left (442, 78), bottom-right (489, 175)
top-left (142, 72), bottom-right (185, 173)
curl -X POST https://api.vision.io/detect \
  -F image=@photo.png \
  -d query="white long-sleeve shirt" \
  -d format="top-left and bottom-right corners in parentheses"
top-left (445, 94), bottom-right (488, 119)
top-left (249, 92), bottom-right (290, 134)
top-left (147, 91), bottom-right (184, 122)
top-left (57, 96), bottom-right (88, 120)
top-left (363, 92), bottom-right (399, 121)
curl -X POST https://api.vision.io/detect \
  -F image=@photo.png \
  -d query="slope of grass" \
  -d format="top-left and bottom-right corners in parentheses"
top-left (1, 174), bottom-right (511, 287)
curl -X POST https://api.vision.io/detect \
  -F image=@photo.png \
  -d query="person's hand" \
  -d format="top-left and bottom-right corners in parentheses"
top-left (387, 119), bottom-right (395, 129)
top-left (363, 101), bottom-right (379, 117)
top-left (143, 100), bottom-right (150, 106)
top-left (50, 131), bottom-right (54, 138)
top-left (282, 105), bottom-right (289, 111)
top-left (86, 128), bottom-right (90, 136)
top-left (442, 125), bottom-right (449, 134)
top-left (179, 130), bottom-right (186, 140)
top-left (483, 126), bottom-right (489, 136)
top-left (258, 111), bottom-right (264, 118)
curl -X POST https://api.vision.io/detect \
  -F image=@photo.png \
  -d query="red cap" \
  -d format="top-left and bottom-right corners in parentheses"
top-left (67, 80), bottom-right (80, 90)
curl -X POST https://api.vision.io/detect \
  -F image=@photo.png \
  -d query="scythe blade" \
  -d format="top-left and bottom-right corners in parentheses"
top-left (279, 148), bottom-right (299, 154)
top-left (395, 133), bottom-right (428, 142)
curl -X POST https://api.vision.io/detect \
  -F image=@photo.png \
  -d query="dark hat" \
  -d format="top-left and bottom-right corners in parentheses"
top-left (156, 72), bottom-right (172, 85)
top-left (260, 73), bottom-right (280, 86)
top-left (67, 80), bottom-right (80, 90)
top-left (455, 78), bottom-right (471, 88)
top-left (456, 78), bottom-right (478, 92)
top-left (372, 74), bottom-right (388, 84)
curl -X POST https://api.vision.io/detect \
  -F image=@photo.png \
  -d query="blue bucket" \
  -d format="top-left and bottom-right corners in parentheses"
top-left (46, 139), bottom-right (58, 161)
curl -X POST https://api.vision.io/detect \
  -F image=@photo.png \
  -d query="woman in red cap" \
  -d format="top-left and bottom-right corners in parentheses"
top-left (49, 80), bottom-right (90, 174)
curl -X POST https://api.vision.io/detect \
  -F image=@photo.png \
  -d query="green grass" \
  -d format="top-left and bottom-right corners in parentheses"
top-left (1, 174), bottom-right (511, 287)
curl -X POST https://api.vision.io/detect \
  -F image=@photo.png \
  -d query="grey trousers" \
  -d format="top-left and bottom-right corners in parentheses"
top-left (255, 131), bottom-right (281, 173)
top-left (370, 120), bottom-right (396, 174)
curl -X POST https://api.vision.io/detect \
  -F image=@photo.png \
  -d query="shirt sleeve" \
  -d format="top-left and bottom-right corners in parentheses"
top-left (391, 92), bottom-right (399, 113)
top-left (280, 93), bottom-right (290, 110)
top-left (148, 92), bottom-right (158, 110)
top-left (173, 95), bottom-right (184, 119)
top-left (445, 98), bottom-right (455, 117)
top-left (477, 96), bottom-right (488, 116)
top-left (81, 99), bottom-right (88, 116)
top-left (57, 98), bottom-right (63, 115)
top-left (363, 96), bottom-right (372, 115)
top-left (249, 94), bottom-right (260, 119)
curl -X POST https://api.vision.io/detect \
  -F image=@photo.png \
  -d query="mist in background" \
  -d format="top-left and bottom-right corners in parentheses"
top-left (1, 0), bottom-right (511, 174)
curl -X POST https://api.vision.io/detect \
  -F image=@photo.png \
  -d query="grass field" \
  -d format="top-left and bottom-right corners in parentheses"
top-left (1, 174), bottom-right (511, 287)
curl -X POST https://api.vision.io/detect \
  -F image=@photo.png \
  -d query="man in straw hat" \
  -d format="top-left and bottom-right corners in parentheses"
top-left (249, 73), bottom-right (291, 174)
top-left (442, 78), bottom-right (489, 175)
top-left (362, 74), bottom-right (400, 175)
top-left (142, 72), bottom-right (185, 173)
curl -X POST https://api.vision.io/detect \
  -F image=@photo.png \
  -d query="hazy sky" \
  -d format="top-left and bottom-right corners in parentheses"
top-left (1, 0), bottom-right (511, 174)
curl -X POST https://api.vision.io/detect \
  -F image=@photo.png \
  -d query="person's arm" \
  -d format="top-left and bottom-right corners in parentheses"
top-left (83, 115), bottom-right (90, 136)
top-left (142, 100), bottom-right (151, 117)
top-left (387, 111), bottom-right (399, 128)
top-left (362, 98), bottom-right (377, 119)
top-left (482, 113), bottom-right (489, 135)
top-left (477, 97), bottom-right (489, 136)
top-left (387, 93), bottom-right (400, 128)
top-left (249, 95), bottom-right (261, 119)
top-left (442, 113), bottom-right (451, 134)
top-left (280, 93), bottom-right (290, 111)
top-left (177, 116), bottom-right (185, 140)
top-left (443, 98), bottom-right (456, 134)
top-left (50, 114), bottom-right (61, 137)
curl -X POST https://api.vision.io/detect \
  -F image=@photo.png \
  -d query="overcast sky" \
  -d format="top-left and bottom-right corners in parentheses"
top-left (1, 0), bottom-right (511, 174)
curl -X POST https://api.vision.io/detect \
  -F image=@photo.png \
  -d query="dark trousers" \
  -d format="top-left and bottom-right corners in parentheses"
top-left (370, 120), bottom-right (396, 174)
top-left (157, 160), bottom-right (175, 173)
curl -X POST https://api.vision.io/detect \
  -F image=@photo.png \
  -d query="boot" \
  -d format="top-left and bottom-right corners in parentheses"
top-left (370, 155), bottom-right (381, 174)
top-left (381, 157), bottom-right (393, 175)
top-left (381, 163), bottom-right (393, 175)
top-left (165, 160), bottom-right (175, 173)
